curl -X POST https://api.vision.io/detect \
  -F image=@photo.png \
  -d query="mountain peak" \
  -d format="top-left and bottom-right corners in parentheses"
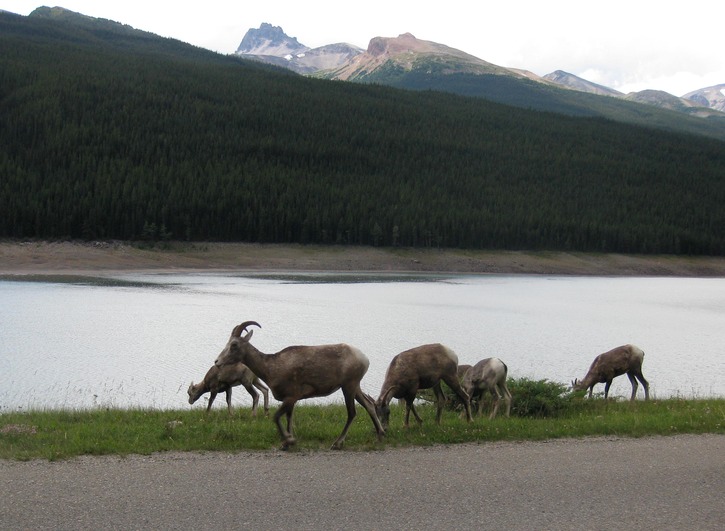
top-left (235, 24), bottom-right (362, 74)
top-left (236, 23), bottom-right (307, 57)
top-left (683, 84), bottom-right (725, 112)
top-left (366, 32), bottom-right (457, 57)
top-left (326, 32), bottom-right (521, 82)
top-left (543, 70), bottom-right (622, 97)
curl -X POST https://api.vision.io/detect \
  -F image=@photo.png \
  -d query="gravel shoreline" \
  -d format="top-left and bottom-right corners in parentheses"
top-left (2, 240), bottom-right (725, 277)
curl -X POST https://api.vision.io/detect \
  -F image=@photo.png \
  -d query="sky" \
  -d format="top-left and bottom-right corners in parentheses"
top-left (3, 1), bottom-right (724, 96)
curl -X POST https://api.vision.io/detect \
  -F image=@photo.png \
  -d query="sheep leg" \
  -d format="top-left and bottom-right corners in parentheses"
top-left (242, 383), bottom-right (260, 417)
top-left (631, 370), bottom-right (650, 400)
top-left (489, 387), bottom-right (501, 419)
top-left (331, 387), bottom-right (358, 450)
top-left (604, 380), bottom-right (613, 399)
top-left (274, 400), bottom-right (297, 450)
top-left (501, 382), bottom-right (512, 417)
top-left (206, 391), bottom-right (218, 413)
top-left (225, 389), bottom-right (234, 416)
top-left (355, 389), bottom-right (385, 440)
top-left (476, 390), bottom-right (484, 417)
top-left (442, 374), bottom-right (473, 422)
top-left (627, 373), bottom-right (639, 401)
top-left (405, 397), bottom-right (423, 427)
top-left (254, 381), bottom-right (270, 416)
top-left (639, 373), bottom-right (650, 400)
top-left (433, 383), bottom-right (446, 425)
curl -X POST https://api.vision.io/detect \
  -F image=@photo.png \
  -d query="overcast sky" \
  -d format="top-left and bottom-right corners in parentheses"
top-left (4, 1), bottom-right (724, 96)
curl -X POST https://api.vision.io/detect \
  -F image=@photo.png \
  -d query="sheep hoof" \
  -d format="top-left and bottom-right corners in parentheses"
top-left (280, 437), bottom-right (296, 450)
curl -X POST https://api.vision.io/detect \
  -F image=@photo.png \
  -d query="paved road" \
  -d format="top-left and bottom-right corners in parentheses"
top-left (2, 434), bottom-right (723, 530)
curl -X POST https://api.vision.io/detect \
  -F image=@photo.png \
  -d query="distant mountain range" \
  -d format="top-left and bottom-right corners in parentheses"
top-left (236, 24), bottom-right (725, 119)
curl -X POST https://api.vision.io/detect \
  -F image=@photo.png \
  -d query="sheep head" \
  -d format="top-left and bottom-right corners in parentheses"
top-left (187, 381), bottom-right (202, 404)
top-left (375, 401), bottom-right (391, 430)
top-left (214, 321), bottom-right (260, 367)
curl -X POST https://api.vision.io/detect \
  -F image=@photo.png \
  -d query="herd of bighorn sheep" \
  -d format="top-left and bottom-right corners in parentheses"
top-left (188, 321), bottom-right (650, 450)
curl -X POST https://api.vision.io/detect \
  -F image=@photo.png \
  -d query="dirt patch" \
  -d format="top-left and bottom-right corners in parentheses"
top-left (1, 240), bottom-right (725, 277)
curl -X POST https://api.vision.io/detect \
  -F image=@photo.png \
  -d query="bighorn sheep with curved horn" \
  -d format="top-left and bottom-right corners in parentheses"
top-left (462, 357), bottom-right (512, 419)
top-left (375, 343), bottom-right (473, 429)
top-left (214, 321), bottom-right (385, 450)
top-left (187, 362), bottom-right (269, 417)
top-left (572, 344), bottom-right (650, 400)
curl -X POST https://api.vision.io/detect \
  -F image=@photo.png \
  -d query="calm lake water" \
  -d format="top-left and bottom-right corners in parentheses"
top-left (1, 273), bottom-right (724, 411)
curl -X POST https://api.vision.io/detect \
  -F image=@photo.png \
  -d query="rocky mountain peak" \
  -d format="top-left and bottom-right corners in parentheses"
top-left (236, 23), bottom-right (307, 57)
top-left (234, 23), bottom-right (362, 74)
top-left (683, 84), bottom-right (725, 112)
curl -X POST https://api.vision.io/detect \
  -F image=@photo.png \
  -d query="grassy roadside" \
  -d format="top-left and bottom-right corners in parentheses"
top-left (2, 398), bottom-right (723, 460)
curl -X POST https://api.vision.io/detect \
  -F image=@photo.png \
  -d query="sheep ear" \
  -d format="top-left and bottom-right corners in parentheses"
top-left (243, 329), bottom-right (254, 342)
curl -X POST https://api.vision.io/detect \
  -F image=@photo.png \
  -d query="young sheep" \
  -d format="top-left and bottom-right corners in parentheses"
top-left (375, 343), bottom-right (473, 429)
top-left (213, 321), bottom-right (385, 450)
top-left (572, 344), bottom-right (650, 400)
top-left (188, 362), bottom-right (269, 417)
top-left (461, 357), bottom-right (512, 419)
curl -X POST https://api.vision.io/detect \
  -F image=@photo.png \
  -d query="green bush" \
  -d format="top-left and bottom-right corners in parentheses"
top-left (508, 378), bottom-right (573, 417)
top-left (421, 377), bottom-right (575, 418)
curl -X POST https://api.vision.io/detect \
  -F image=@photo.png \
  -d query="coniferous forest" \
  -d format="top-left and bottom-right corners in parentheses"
top-left (2, 9), bottom-right (725, 254)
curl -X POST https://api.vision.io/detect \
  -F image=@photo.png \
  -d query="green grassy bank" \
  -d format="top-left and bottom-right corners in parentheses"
top-left (2, 398), bottom-right (723, 461)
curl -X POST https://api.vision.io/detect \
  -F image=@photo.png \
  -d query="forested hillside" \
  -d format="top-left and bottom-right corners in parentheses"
top-left (2, 10), bottom-right (725, 254)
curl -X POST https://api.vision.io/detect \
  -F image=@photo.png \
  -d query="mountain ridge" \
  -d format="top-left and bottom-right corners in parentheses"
top-left (236, 24), bottom-right (724, 118)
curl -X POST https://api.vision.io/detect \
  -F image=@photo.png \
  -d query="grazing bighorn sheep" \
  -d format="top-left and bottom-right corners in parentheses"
top-left (214, 321), bottom-right (385, 450)
top-left (375, 343), bottom-right (473, 429)
top-left (462, 357), bottom-right (512, 418)
top-left (572, 344), bottom-right (650, 400)
top-left (457, 364), bottom-right (472, 380)
top-left (188, 362), bottom-right (269, 417)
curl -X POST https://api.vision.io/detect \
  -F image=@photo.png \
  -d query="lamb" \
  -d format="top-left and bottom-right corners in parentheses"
top-left (188, 362), bottom-right (269, 417)
top-left (572, 344), bottom-right (650, 400)
top-left (375, 343), bottom-right (473, 429)
top-left (461, 357), bottom-right (512, 418)
top-left (213, 321), bottom-right (385, 450)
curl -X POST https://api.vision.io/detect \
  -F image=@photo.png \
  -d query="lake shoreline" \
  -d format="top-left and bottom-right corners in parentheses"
top-left (2, 240), bottom-right (725, 277)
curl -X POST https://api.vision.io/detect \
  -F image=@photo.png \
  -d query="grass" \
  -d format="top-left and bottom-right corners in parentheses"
top-left (1, 398), bottom-right (723, 460)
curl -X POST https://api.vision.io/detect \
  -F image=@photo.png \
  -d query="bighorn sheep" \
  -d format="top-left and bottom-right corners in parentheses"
top-left (462, 357), bottom-right (512, 418)
top-left (572, 344), bottom-right (650, 400)
top-left (457, 364), bottom-right (472, 380)
top-left (375, 343), bottom-right (473, 428)
top-left (213, 321), bottom-right (385, 450)
top-left (188, 362), bottom-right (269, 417)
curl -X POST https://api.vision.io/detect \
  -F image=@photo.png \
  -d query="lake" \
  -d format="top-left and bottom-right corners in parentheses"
top-left (1, 273), bottom-right (724, 412)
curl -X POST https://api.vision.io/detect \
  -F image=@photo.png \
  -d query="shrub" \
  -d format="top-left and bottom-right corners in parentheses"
top-left (421, 377), bottom-right (574, 418)
top-left (507, 378), bottom-right (573, 417)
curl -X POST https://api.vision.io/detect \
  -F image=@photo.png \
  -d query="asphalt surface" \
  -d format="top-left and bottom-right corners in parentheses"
top-left (2, 434), bottom-right (723, 530)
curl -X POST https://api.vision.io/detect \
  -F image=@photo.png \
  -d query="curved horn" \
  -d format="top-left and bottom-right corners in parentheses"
top-left (231, 321), bottom-right (261, 337)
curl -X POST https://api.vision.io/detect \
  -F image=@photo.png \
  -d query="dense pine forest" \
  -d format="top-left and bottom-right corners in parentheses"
top-left (2, 9), bottom-right (725, 254)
